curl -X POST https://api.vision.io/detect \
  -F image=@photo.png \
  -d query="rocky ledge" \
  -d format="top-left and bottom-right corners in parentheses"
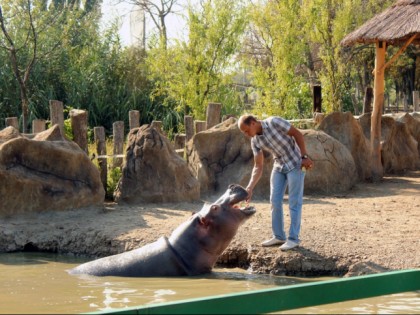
top-left (1, 170), bottom-right (419, 278)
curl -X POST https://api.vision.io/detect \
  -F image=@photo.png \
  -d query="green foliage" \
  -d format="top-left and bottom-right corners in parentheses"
top-left (145, 0), bottom-right (248, 122)
top-left (0, 0), bottom-right (417, 133)
top-left (106, 166), bottom-right (122, 201)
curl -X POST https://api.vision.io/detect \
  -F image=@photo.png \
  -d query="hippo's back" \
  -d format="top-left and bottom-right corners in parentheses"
top-left (68, 237), bottom-right (190, 277)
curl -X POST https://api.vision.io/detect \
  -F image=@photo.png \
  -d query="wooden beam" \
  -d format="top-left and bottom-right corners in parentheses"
top-left (371, 40), bottom-right (386, 182)
top-left (382, 34), bottom-right (418, 71)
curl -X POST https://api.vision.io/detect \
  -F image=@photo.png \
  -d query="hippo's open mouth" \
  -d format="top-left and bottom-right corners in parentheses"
top-left (227, 184), bottom-right (256, 216)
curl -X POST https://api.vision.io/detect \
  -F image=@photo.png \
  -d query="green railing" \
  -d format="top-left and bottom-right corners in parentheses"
top-left (86, 269), bottom-right (420, 314)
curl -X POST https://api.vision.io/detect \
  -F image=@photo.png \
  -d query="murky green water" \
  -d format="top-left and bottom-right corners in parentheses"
top-left (0, 252), bottom-right (418, 314)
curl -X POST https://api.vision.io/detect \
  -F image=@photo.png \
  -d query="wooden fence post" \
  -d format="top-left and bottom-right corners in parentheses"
top-left (206, 102), bottom-right (222, 129)
top-left (174, 134), bottom-right (186, 149)
top-left (403, 96), bottom-right (409, 112)
top-left (32, 119), bottom-right (46, 134)
top-left (195, 120), bottom-right (206, 133)
top-left (151, 120), bottom-right (163, 133)
top-left (113, 121), bottom-right (124, 168)
top-left (70, 109), bottom-right (88, 154)
top-left (184, 115), bottom-right (194, 142)
top-left (129, 110), bottom-right (140, 130)
top-left (413, 91), bottom-right (419, 112)
top-left (313, 85), bottom-right (322, 113)
top-left (363, 87), bottom-right (373, 114)
top-left (49, 100), bottom-right (64, 134)
top-left (5, 117), bottom-right (19, 130)
top-left (94, 126), bottom-right (107, 193)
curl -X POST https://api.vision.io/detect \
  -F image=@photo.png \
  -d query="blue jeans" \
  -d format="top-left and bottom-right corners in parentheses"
top-left (270, 166), bottom-right (305, 243)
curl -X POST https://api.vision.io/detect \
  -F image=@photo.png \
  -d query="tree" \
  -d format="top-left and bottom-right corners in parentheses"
top-left (0, 0), bottom-right (101, 132)
top-left (146, 0), bottom-right (248, 119)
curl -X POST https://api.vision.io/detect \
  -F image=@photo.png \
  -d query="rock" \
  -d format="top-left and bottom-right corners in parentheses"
top-left (319, 112), bottom-right (372, 180)
top-left (114, 124), bottom-right (200, 203)
top-left (186, 118), bottom-right (357, 197)
top-left (186, 117), bottom-right (272, 198)
top-left (0, 125), bottom-right (105, 216)
top-left (358, 114), bottom-right (419, 173)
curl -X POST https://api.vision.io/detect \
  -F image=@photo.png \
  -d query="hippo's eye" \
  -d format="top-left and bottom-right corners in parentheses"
top-left (210, 205), bottom-right (219, 211)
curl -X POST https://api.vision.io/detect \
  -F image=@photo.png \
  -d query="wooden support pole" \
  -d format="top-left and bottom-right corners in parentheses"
top-left (184, 115), bottom-right (194, 142)
top-left (206, 102), bottom-right (222, 129)
top-left (112, 121), bottom-right (124, 168)
top-left (413, 91), bottom-right (419, 112)
top-left (32, 119), bottom-right (46, 134)
top-left (363, 87), bottom-right (373, 114)
top-left (49, 100), bottom-right (64, 135)
top-left (313, 85), bottom-right (322, 113)
top-left (371, 41), bottom-right (386, 182)
top-left (195, 120), bottom-right (206, 133)
top-left (5, 117), bottom-right (19, 130)
top-left (70, 109), bottom-right (88, 154)
top-left (129, 110), bottom-right (140, 130)
top-left (94, 126), bottom-right (107, 193)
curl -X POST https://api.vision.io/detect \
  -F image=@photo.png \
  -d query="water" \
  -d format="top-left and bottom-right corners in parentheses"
top-left (0, 252), bottom-right (418, 314)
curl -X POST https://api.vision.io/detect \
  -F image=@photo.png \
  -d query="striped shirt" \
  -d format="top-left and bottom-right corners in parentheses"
top-left (251, 117), bottom-right (302, 171)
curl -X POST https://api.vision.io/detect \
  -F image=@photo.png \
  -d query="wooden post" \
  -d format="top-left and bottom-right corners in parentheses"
top-left (129, 110), bottom-right (140, 130)
top-left (363, 87), bottom-right (373, 114)
top-left (151, 120), bottom-right (163, 133)
top-left (313, 85), bottom-right (322, 113)
top-left (112, 121), bottom-right (124, 168)
top-left (184, 115), bottom-right (194, 142)
top-left (403, 95), bottom-right (408, 112)
top-left (70, 109), bottom-right (88, 154)
top-left (174, 134), bottom-right (186, 149)
top-left (413, 91), bottom-right (419, 112)
top-left (94, 126), bottom-right (107, 193)
top-left (49, 100), bottom-right (64, 135)
top-left (5, 117), bottom-right (19, 130)
top-left (371, 41), bottom-right (386, 182)
top-left (32, 119), bottom-right (46, 134)
top-left (206, 102), bottom-right (222, 129)
top-left (195, 120), bottom-right (206, 133)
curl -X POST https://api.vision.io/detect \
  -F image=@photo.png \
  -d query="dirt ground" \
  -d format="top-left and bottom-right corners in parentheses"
top-left (1, 170), bottom-right (419, 277)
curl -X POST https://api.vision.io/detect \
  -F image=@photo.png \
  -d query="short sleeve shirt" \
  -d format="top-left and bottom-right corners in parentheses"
top-left (251, 116), bottom-right (302, 171)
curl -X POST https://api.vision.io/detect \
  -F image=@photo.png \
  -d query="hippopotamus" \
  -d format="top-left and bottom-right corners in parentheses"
top-left (68, 184), bottom-right (256, 277)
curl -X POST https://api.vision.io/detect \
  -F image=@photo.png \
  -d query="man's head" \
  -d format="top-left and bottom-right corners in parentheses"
top-left (238, 114), bottom-right (260, 137)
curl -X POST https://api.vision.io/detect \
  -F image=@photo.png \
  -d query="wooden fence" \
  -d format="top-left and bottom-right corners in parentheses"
top-left (3, 92), bottom-right (419, 191)
top-left (3, 101), bottom-right (225, 192)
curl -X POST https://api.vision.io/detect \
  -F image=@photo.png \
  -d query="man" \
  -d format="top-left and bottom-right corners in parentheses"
top-left (238, 114), bottom-right (314, 250)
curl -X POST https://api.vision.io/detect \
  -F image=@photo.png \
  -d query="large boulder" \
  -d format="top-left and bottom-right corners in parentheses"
top-left (358, 114), bottom-right (419, 173)
top-left (114, 124), bottom-right (200, 203)
top-left (0, 125), bottom-right (105, 216)
top-left (395, 113), bottom-right (420, 160)
top-left (302, 129), bottom-right (358, 194)
top-left (319, 112), bottom-right (372, 181)
top-left (186, 118), bottom-right (273, 198)
top-left (186, 118), bottom-right (357, 198)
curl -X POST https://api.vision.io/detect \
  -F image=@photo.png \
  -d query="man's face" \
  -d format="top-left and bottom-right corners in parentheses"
top-left (239, 121), bottom-right (257, 137)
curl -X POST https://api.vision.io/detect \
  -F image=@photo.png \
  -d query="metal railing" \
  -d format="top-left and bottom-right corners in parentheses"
top-left (85, 269), bottom-right (420, 314)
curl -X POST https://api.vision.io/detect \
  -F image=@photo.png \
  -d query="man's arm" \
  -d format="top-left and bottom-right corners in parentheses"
top-left (246, 151), bottom-right (264, 201)
top-left (287, 125), bottom-right (313, 169)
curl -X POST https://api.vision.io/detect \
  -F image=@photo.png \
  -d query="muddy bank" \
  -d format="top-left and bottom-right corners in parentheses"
top-left (0, 170), bottom-right (419, 277)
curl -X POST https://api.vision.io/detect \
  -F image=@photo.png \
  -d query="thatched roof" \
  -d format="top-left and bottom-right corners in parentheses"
top-left (340, 0), bottom-right (420, 47)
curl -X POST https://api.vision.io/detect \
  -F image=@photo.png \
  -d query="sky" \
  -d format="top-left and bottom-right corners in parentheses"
top-left (101, 0), bottom-right (188, 46)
